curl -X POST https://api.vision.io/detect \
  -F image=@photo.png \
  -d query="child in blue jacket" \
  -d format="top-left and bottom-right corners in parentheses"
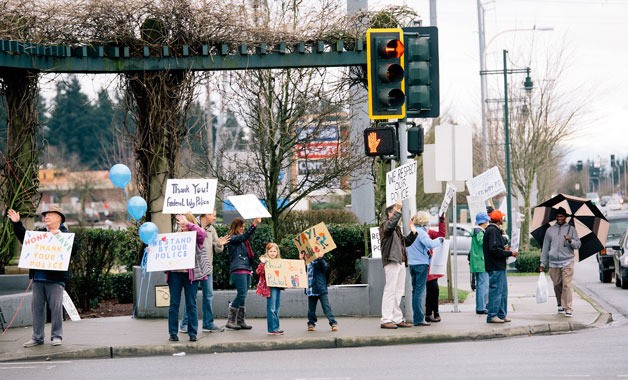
top-left (301, 252), bottom-right (338, 332)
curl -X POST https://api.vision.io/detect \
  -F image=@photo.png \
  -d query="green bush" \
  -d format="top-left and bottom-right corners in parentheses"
top-left (67, 228), bottom-right (141, 310)
top-left (515, 248), bottom-right (541, 273)
top-left (110, 272), bottom-right (134, 303)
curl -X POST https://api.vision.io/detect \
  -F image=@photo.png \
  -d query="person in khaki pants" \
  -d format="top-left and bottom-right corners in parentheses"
top-left (540, 207), bottom-right (581, 317)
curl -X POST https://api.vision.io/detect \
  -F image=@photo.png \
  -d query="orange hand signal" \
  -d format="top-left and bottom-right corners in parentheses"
top-left (367, 132), bottom-right (381, 154)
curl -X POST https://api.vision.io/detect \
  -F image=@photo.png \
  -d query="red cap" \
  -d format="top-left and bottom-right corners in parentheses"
top-left (489, 210), bottom-right (505, 222)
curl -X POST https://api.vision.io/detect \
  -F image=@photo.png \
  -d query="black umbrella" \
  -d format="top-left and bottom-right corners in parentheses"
top-left (531, 193), bottom-right (609, 261)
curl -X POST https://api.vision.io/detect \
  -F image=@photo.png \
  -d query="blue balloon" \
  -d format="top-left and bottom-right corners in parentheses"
top-left (139, 222), bottom-right (158, 245)
top-left (127, 196), bottom-right (147, 221)
top-left (109, 164), bottom-right (132, 189)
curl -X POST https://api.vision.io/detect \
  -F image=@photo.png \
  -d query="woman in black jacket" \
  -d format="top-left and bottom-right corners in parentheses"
top-left (225, 217), bottom-right (261, 330)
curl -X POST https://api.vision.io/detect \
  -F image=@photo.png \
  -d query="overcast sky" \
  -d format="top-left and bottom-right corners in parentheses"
top-left (373, 0), bottom-right (628, 167)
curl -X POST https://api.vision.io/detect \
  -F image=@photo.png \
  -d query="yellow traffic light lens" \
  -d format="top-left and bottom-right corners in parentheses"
top-left (379, 39), bottom-right (404, 59)
top-left (378, 63), bottom-right (404, 84)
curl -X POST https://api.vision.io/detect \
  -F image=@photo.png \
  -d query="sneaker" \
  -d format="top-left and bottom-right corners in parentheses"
top-left (557, 307), bottom-right (565, 314)
top-left (432, 313), bottom-right (442, 322)
top-left (565, 311), bottom-right (573, 317)
top-left (179, 327), bottom-right (188, 333)
top-left (331, 324), bottom-right (338, 332)
top-left (503, 317), bottom-right (512, 322)
top-left (487, 316), bottom-right (505, 323)
top-left (414, 321), bottom-right (431, 326)
top-left (51, 338), bottom-right (63, 346)
top-left (307, 324), bottom-right (315, 332)
top-left (476, 310), bottom-right (488, 315)
top-left (202, 325), bottom-right (225, 333)
top-left (267, 331), bottom-right (284, 335)
top-left (169, 335), bottom-right (179, 342)
top-left (189, 335), bottom-right (197, 342)
top-left (23, 339), bottom-right (43, 348)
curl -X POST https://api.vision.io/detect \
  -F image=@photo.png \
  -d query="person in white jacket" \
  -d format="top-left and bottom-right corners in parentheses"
top-left (540, 207), bottom-right (581, 317)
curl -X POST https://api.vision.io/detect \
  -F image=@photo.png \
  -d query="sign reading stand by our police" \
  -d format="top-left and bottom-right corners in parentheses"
top-left (18, 231), bottom-right (75, 271)
top-left (163, 178), bottom-right (217, 214)
top-left (145, 231), bottom-right (196, 272)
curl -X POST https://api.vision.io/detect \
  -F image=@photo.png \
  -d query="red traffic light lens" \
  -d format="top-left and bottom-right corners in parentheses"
top-left (379, 39), bottom-right (404, 59)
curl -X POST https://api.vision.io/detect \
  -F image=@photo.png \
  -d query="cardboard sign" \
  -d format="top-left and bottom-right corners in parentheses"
top-left (18, 231), bottom-right (75, 271)
top-left (146, 231), bottom-right (196, 272)
top-left (264, 259), bottom-right (307, 288)
top-left (228, 194), bottom-right (272, 219)
top-left (430, 239), bottom-right (450, 276)
top-left (466, 166), bottom-right (506, 200)
top-left (62, 290), bottom-right (81, 321)
top-left (438, 182), bottom-right (458, 217)
top-left (155, 285), bottom-right (170, 307)
top-left (163, 178), bottom-right (217, 214)
top-left (369, 227), bottom-right (381, 259)
top-left (467, 195), bottom-right (487, 225)
top-left (386, 161), bottom-right (417, 206)
top-left (293, 222), bottom-right (337, 264)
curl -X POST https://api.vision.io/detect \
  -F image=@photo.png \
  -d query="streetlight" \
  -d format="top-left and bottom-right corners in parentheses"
top-left (477, 4), bottom-right (552, 168)
top-left (480, 50), bottom-right (533, 239)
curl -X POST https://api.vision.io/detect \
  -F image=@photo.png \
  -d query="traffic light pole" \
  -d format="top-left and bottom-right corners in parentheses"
top-left (398, 118), bottom-right (416, 323)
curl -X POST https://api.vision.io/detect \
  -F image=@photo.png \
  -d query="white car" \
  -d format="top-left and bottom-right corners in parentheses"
top-left (429, 223), bottom-right (474, 255)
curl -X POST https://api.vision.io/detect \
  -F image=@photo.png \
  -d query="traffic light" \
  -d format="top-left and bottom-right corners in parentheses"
top-left (364, 124), bottom-right (398, 157)
top-left (366, 28), bottom-right (406, 120)
top-left (407, 124), bottom-right (424, 156)
top-left (576, 160), bottom-right (583, 172)
top-left (402, 26), bottom-right (439, 118)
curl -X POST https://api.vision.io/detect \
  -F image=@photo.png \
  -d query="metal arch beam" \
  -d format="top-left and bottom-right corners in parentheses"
top-left (0, 39), bottom-right (367, 73)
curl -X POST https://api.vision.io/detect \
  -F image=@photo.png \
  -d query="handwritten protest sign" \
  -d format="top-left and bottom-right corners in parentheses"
top-left (18, 231), bottom-right (75, 271)
top-left (293, 222), bottom-right (336, 264)
top-left (228, 194), bottom-right (272, 219)
top-left (163, 178), bottom-right (217, 214)
top-left (369, 227), bottom-right (381, 259)
top-left (429, 239), bottom-right (450, 276)
top-left (467, 195), bottom-right (487, 224)
top-left (62, 290), bottom-right (81, 321)
top-left (265, 259), bottom-right (307, 288)
top-left (146, 231), bottom-right (196, 272)
top-left (386, 161), bottom-right (417, 207)
top-left (438, 182), bottom-right (458, 217)
top-left (466, 166), bottom-right (506, 200)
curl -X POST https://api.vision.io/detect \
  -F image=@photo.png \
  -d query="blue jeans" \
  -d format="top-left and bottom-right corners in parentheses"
top-left (307, 293), bottom-right (337, 326)
top-left (180, 275), bottom-right (217, 330)
top-left (266, 287), bottom-right (281, 332)
top-left (230, 273), bottom-right (251, 308)
top-left (167, 272), bottom-right (198, 337)
top-left (410, 264), bottom-right (429, 324)
top-left (487, 270), bottom-right (508, 321)
top-left (475, 272), bottom-right (489, 312)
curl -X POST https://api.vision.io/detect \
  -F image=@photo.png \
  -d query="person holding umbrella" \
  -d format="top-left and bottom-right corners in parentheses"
top-left (539, 207), bottom-right (581, 317)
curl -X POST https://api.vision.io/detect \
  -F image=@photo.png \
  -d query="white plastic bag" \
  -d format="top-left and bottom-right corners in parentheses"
top-left (536, 272), bottom-right (548, 304)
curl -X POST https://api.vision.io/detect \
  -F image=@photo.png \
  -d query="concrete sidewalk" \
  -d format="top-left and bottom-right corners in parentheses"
top-left (0, 275), bottom-right (611, 362)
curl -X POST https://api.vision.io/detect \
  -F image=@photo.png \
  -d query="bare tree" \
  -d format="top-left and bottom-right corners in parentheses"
top-left (486, 46), bottom-right (586, 250)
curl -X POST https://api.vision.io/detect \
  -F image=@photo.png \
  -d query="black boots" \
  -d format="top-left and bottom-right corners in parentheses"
top-left (225, 305), bottom-right (240, 330)
top-left (236, 306), bottom-right (252, 330)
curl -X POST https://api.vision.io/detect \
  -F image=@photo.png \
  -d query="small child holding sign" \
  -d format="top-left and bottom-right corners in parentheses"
top-left (301, 251), bottom-right (338, 332)
top-left (256, 243), bottom-right (284, 335)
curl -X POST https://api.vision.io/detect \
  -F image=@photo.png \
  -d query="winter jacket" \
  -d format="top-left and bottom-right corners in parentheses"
top-left (255, 261), bottom-right (270, 298)
top-left (483, 223), bottom-right (513, 272)
top-left (203, 224), bottom-right (224, 276)
top-left (406, 226), bottom-right (442, 266)
top-left (228, 224), bottom-right (257, 273)
top-left (540, 222), bottom-right (581, 268)
top-left (379, 210), bottom-right (411, 267)
top-left (11, 220), bottom-right (73, 286)
top-left (469, 226), bottom-right (486, 273)
top-left (305, 258), bottom-right (329, 296)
